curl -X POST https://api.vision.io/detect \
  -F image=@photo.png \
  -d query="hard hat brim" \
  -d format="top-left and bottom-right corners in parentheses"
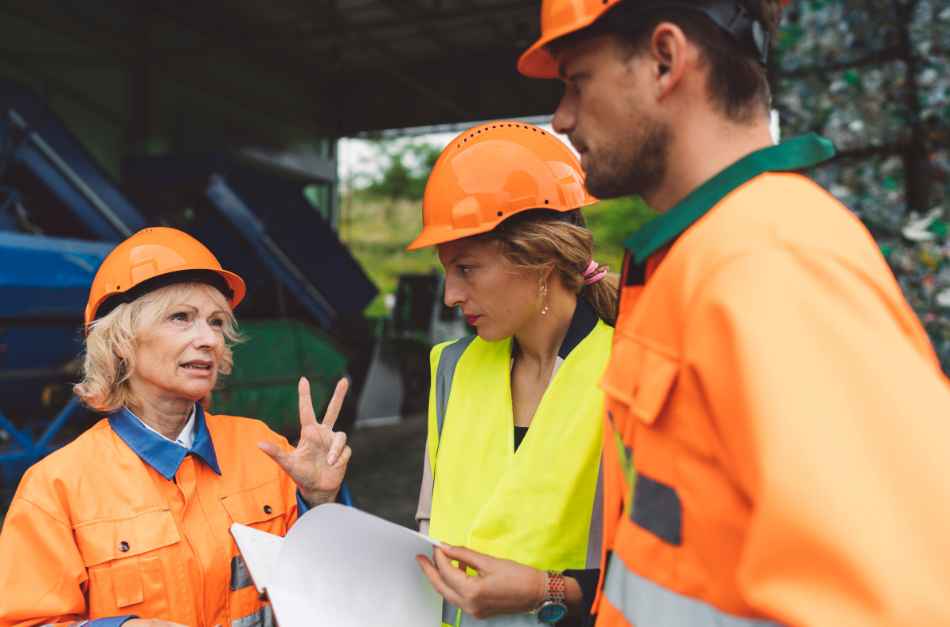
top-left (218, 268), bottom-right (247, 310)
top-left (517, 40), bottom-right (560, 79)
top-left (406, 198), bottom-right (599, 252)
top-left (85, 266), bottom-right (247, 327)
top-left (517, 6), bottom-right (616, 78)
top-left (406, 225), bottom-right (490, 251)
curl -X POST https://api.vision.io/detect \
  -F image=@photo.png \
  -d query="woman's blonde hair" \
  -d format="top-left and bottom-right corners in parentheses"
top-left (74, 282), bottom-right (242, 413)
top-left (482, 209), bottom-right (619, 325)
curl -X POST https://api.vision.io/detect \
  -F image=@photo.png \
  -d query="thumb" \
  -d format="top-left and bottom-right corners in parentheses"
top-left (258, 441), bottom-right (293, 474)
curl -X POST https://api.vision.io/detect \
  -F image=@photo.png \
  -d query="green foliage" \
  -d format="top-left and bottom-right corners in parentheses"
top-left (363, 141), bottom-right (441, 201)
top-left (339, 194), bottom-right (441, 317)
top-left (584, 196), bottom-right (658, 273)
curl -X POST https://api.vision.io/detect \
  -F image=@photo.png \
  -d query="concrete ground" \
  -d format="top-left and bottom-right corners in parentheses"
top-left (345, 413), bottom-right (426, 529)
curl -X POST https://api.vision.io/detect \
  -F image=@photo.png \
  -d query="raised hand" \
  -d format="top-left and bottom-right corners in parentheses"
top-left (259, 377), bottom-right (351, 506)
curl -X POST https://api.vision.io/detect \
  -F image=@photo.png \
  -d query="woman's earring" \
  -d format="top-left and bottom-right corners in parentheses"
top-left (540, 283), bottom-right (549, 316)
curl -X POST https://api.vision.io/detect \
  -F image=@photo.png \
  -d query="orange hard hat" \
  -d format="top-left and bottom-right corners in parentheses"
top-left (518, 0), bottom-right (792, 78)
top-left (85, 226), bottom-right (246, 326)
top-left (406, 121), bottom-right (596, 251)
top-left (518, 0), bottom-right (624, 79)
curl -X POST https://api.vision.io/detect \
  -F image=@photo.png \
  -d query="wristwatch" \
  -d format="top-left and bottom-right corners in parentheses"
top-left (534, 571), bottom-right (568, 624)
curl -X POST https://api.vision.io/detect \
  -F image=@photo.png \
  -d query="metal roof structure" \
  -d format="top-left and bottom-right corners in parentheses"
top-left (170, 0), bottom-right (559, 134)
top-left (0, 1), bottom-right (558, 141)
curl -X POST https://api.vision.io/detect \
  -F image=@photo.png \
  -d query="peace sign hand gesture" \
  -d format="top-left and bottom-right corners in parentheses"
top-left (259, 377), bottom-right (352, 507)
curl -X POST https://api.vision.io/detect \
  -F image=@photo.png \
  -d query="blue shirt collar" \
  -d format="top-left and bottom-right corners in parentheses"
top-left (109, 403), bottom-right (221, 480)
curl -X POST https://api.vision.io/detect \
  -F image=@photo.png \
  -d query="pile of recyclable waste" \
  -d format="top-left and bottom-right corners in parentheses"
top-left (774, 0), bottom-right (949, 372)
top-left (881, 210), bottom-right (950, 372)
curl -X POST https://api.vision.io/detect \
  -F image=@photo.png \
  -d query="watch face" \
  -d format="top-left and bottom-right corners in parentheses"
top-left (537, 602), bottom-right (568, 624)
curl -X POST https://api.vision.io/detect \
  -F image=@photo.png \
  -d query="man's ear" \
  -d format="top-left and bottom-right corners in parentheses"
top-left (649, 22), bottom-right (691, 99)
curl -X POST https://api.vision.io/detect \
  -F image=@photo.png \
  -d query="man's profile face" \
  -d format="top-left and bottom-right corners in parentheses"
top-left (552, 33), bottom-right (671, 201)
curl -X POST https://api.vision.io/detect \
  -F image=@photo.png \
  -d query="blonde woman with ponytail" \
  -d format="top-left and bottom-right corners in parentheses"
top-left (408, 121), bottom-right (616, 627)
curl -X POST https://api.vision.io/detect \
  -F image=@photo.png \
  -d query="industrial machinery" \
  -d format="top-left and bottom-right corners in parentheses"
top-left (0, 79), bottom-right (145, 494)
top-left (0, 80), bottom-right (374, 504)
top-left (356, 273), bottom-right (468, 426)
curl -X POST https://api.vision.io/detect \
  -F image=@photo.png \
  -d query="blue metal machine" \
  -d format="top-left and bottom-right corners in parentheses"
top-left (122, 155), bottom-right (377, 329)
top-left (0, 81), bottom-right (370, 502)
top-left (0, 80), bottom-right (145, 490)
top-left (0, 232), bottom-right (111, 486)
top-left (0, 79), bottom-right (145, 241)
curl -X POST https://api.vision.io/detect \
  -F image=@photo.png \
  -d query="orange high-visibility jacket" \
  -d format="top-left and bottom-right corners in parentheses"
top-left (594, 134), bottom-right (950, 626)
top-left (0, 404), bottom-right (301, 627)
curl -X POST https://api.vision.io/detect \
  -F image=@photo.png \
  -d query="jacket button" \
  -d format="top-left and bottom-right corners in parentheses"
top-left (263, 504), bottom-right (272, 514)
top-left (119, 541), bottom-right (130, 552)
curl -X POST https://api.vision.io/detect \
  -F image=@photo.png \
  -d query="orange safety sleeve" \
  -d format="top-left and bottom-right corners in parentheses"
top-left (685, 246), bottom-right (950, 626)
top-left (0, 492), bottom-right (90, 627)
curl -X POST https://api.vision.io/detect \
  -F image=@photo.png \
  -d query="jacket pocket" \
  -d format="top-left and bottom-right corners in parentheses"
top-left (601, 333), bottom-right (683, 548)
top-left (74, 509), bottom-right (179, 613)
top-left (221, 479), bottom-right (288, 534)
top-left (602, 332), bottom-right (679, 429)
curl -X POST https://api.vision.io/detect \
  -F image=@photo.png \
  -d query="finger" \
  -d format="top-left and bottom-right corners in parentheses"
top-left (417, 555), bottom-right (466, 608)
top-left (320, 378), bottom-right (349, 430)
top-left (327, 431), bottom-right (348, 466)
top-left (434, 546), bottom-right (476, 589)
top-left (440, 544), bottom-right (492, 573)
top-left (258, 441), bottom-right (294, 474)
top-left (335, 444), bottom-right (353, 469)
top-left (298, 377), bottom-right (317, 427)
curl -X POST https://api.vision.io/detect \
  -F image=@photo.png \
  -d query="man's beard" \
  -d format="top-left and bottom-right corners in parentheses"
top-left (583, 117), bottom-right (671, 200)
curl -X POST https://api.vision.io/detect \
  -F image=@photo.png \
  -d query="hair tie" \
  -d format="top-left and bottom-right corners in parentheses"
top-left (583, 260), bottom-right (608, 285)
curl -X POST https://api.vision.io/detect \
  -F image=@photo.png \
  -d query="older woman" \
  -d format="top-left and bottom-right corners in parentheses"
top-left (410, 122), bottom-right (617, 626)
top-left (0, 227), bottom-right (350, 627)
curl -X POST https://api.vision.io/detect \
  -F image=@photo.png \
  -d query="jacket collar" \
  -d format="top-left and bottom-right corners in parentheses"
top-left (109, 402), bottom-right (222, 480)
top-left (624, 133), bottom-right (836, 264)
top-left (559, 296), bottom-right (599, 359)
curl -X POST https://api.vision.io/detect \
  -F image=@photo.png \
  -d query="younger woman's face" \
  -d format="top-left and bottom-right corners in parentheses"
top-left (438, 237), bottom-right (543, 341)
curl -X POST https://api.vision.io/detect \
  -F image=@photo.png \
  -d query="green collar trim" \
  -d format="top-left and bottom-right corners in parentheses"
top-left (624, 133), bottom-right (835, 263)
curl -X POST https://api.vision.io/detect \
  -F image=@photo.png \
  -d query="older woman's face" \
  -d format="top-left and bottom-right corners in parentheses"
top-left (130, 285), bottom-right (228, 403)
top-left (438, 237), bottom-right (542, 342)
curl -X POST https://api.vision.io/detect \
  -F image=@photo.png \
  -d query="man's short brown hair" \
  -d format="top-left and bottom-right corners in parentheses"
top-left (552, 0), bottom-right (783, 122)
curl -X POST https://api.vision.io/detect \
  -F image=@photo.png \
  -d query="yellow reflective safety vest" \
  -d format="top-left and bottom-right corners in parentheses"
top-left (427, 313), bottom-right (612, 627)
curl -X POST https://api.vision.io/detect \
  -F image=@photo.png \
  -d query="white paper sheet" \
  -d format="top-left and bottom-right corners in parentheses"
top-left (230, 522), bottom-right (284, 593)
top-left (231, 504), bottom-right (442, 627)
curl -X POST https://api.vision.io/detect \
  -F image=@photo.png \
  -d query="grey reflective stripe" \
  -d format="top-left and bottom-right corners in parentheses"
top-left (604, 553), bottom-right (781, 627)
top-left (632, 473), bottom-right (682, 546)
top-left (444, 599), bottom-right (547, 626)
top-left (458, 611), bottom-right (544, 626)
top-left (232, 605), bottom-right (274, 627)
top-left (586, 460), bottom-right (605, 568)
top-left (435, 335), bottom-right (476, 440)
top-left (230, 555), bottom-right (254, 591)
